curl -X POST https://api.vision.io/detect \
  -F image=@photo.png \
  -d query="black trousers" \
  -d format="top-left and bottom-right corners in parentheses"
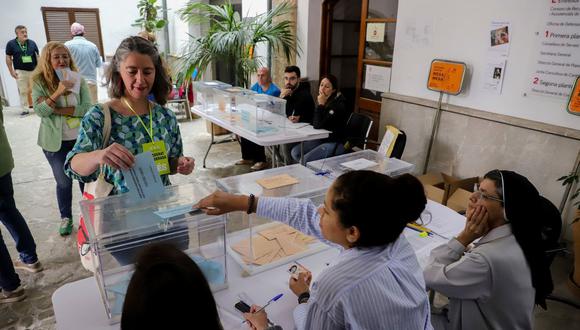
top-left (240, 137), bottom-right (266, 162)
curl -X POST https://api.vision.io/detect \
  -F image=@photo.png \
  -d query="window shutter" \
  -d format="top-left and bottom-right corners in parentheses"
top-left (73, 10), bottom-right (104, 57)
top-left (41, 7), bottom-right (104, 58)
top-left (42, 10), bottom-right (71, 43)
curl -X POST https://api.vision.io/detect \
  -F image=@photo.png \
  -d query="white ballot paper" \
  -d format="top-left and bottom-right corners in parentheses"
top-left (340, 158), bottom-right (378, 170)
top-left (122, 152), bottom-right (164, 201)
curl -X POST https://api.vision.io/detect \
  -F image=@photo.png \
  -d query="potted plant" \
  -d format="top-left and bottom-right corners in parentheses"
top-left (177, 1), bottom-right (298, 88)
top-left (133, 0), bottom-right (167, 33)
top-left (558, 170), bottom-right (580, 297)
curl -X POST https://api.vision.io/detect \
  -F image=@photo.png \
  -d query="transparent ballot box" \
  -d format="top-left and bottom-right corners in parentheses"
top-left (235, 93), bottom-right (287, 136)
top-left (213, 87), bottom-right (256, 122)
top-left (306, 149), bottom-right (415, 178)
top-left (192, 80), bottom-right (232, 112)
top-left (216, 164), bottom-right (332, 275)
top-left (80, 184), bottom-right (228, 323)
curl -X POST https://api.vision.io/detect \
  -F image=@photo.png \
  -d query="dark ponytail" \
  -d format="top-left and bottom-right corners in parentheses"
top-left (331, 171), bottom-right (427, 247)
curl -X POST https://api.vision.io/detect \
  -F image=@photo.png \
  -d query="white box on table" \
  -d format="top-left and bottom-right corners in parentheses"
top-left (192, 80), bottom-right (232, 112)
top-left (80, 184), bottom-right (228, 324)
top-left (235, 93), bottom-right (287, 136)
top-left (216, 164), bottom-right (331, 276)
top-left (306, 149), bottom-right (415, 178)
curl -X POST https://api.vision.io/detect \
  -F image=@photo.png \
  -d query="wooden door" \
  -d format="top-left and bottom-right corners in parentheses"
top-left (320, 0), bottom-right (362, 113)
top-left (354, 0), bottom-right (398, 142)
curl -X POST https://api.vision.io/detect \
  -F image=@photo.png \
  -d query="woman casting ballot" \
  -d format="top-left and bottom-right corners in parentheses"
top-left (197, 171), bottom-right (433, 330)
top-left (65, 36), bottom-right (194, 195)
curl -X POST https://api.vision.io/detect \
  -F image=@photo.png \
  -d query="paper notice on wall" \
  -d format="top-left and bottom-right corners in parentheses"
top-left (364, 65), bottom-right (391, 93)
top-left (489, 21), bottom-right (511, 58)
top-left (528, 2), bottom-right (580, 99)
top-left (366, 23), bottom-right (385, 42)
top-left (482, 59), bottom-right (507, 94)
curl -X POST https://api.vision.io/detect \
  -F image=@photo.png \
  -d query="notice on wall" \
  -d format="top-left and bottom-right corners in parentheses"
top-left (489, 21), bottom-right (511, 58)
top-left (364, 65), bottom-right (391, 93)
top-left (483, 59), bottom-right (507, 94)
top-left (529, 1), bottom-right (580, 99)
top-left (366, 23), bottom-right (386, 42)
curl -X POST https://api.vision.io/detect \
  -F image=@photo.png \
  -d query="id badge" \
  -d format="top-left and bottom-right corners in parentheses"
top-left (142, 141), bottom-right (170, 175)
top-left (21, 55), bottom-right (32, 63)
top-left (65, 117), bottom-right (80, 129)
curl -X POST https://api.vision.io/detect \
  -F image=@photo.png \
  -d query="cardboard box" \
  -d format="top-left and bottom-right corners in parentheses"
top-left (205, 120), bottom-right (230, 136)
top-left (418, 172), bottom-right (478, 212)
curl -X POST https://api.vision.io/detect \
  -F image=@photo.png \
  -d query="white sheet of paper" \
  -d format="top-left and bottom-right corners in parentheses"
top-left (122, 152), bottom-right (165, 201)
top-left (340, 158), bottom-right (378, 170)
top-left (56, 68), bottom-right (81, 95)
top-left (364, 65), bottom-right (390, 93)
top-left (366, 23), bottom-right (385, 42)
top-left (482, 59), bottom-right (506, 95)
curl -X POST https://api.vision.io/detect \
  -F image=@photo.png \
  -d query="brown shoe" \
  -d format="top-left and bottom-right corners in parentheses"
top-left (235, 159), bottom-right (254, 165)
top-left (0, 287), bottom-right (26, 303)
top-left (250, 162), bottom-right (268, 171)
top-left (14, 259), bottom-right (43, 273)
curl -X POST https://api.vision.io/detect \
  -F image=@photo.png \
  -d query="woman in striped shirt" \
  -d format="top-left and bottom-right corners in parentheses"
top-left (198, 171), bottom-right (433, 330)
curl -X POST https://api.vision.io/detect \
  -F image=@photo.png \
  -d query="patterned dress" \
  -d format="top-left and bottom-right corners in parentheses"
top-left (64, 103), bottom-right (183, 195)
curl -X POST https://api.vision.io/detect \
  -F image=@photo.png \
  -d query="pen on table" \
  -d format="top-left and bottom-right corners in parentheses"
top-left (406, 224), bottom-right (433, 236)
top-left (242, 293), bottom-right (284, 324)
top-left (407, 223), bottom-right (448, 239)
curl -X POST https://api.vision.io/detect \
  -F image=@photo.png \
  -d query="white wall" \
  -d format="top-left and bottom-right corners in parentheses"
top-left (296, 0), bottom-right (322, 80)
top-left (391, 0), bottom-right (580, 130)
top-left (242, 0), bottom-right (268, 82)
top-left (0, 0), bottom-right (143, 106)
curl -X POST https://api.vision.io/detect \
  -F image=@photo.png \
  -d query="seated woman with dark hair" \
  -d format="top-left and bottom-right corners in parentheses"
top-left (290, 74), bottom-right (351, 164)
top-left (197, 171), bottom-right (432, 330)
top-left (121, 243), bottom-right (223, 330)
top-left (424, 170), bottom-right (555, 330)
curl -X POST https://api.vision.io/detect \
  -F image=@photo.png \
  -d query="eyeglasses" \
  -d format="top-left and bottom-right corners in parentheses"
top-left (473, 183), bottom-right (503, 203)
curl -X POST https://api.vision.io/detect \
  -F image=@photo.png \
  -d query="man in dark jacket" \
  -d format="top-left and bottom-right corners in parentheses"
top-left (280, 66), bottom-right (314, 124)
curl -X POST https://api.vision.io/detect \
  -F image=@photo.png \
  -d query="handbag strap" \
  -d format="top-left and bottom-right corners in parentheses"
top-left (100, 103), bottom-right (112, 149)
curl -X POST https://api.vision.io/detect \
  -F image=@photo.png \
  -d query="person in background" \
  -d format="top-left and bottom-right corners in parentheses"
top-left (64, 36), bottom-right (194, 195)
top-left (31, 42), bottom-right (92, 236)
top-left (121, 243), bottom-right (223, 329)
top-left (278, 65), bottom-right (314, 164)
top-left (290, 74), bottom-right (350, 164)
top-left (423, 170), bottom-right (554, 330)
top-left (65, 22), bottom-right (102, 103)
top-left (0, 102), bottom-right (43, 304)
top-left (197, 171), bottom-right (433, 330)
top-left (5, 25), bottom-right (39, 116)
top-left (236, 67), bottom-right (281, 171)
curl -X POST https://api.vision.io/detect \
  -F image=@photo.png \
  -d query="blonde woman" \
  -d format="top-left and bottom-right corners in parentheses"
top-left (31, 41), bottom-right (92, 236)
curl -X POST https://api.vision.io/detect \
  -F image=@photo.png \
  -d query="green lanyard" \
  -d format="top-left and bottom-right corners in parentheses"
top-left (16, 39), bottom-right (27, 54)
top-left (122, 98), bottom-right (154, 141)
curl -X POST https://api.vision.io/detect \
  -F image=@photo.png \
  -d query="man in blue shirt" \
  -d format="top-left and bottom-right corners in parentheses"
top-left (64, 22), bottom-right (102, 103)
top-left (237, 67), bottom-right (281, 171)
top-left (5, 25), bottom-right (39, 116)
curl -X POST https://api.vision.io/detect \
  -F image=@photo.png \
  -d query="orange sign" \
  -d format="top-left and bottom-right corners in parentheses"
top-left (427, 60), bottom-right (466, 95)
top-left (567, 76), bottom-right (580, 116)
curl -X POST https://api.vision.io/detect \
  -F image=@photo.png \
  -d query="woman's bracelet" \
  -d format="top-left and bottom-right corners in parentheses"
top-left (298, 292), bottom-right (310, 304)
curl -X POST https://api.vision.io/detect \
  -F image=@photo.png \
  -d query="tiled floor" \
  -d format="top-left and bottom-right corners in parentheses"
top-left (0, 106), bottom-right (578, 329)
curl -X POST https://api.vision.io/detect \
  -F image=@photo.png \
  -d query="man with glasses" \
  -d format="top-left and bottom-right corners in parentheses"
top-left (5, 25), bottom-right (39, 116)
top-left (424, 170), bottom-right (554, 330)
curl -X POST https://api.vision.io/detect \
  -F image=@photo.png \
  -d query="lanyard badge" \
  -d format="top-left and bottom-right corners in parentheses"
top-left (122, 98), bottom-right (170, 175)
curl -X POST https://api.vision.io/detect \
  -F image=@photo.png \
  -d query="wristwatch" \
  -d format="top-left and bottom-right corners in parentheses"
top-left (298, 291), bottom-right (310, 304)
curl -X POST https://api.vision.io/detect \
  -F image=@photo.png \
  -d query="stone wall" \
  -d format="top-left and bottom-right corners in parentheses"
top-left (271, 0), bottom-right (298, 88)
top-left (380, 92), bottom-right (580, 236)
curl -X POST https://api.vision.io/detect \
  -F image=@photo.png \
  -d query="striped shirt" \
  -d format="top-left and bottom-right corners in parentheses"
top-left (257, 197), bottom-right (433, 330)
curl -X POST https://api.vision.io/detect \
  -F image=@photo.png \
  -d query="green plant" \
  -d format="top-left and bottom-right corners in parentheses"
top-left (133, 0), bottom-right (167, 33)
top-left (177, 1), bottom-right (298, 88)
top-left (558, 171), bottom-right (580, 222)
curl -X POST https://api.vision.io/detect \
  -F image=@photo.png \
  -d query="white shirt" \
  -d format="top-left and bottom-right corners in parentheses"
top-left (257, 197), bottom-right (433, 330)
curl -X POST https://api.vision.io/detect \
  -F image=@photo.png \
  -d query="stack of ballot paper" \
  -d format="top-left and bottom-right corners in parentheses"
top-left (231, 224), bottom-right (316, 266)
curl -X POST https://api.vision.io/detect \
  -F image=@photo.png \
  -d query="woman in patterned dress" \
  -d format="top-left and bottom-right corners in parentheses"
top-left (64, 36), bottom-right (194, 195)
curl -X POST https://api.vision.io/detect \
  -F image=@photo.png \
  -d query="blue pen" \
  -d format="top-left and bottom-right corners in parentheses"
top-left (242, 293), bottom-right (284, 324)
